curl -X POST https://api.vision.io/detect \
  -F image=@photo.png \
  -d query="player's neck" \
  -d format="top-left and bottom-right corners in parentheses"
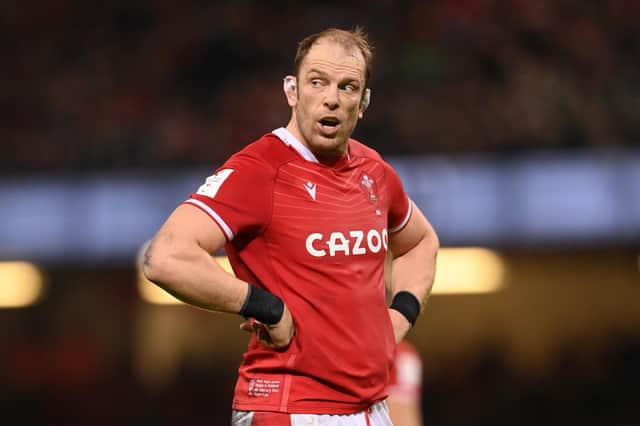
top-left (315, 150), bottom-right (349, 167)
top-left (285, 122), bottom-right (349, 166)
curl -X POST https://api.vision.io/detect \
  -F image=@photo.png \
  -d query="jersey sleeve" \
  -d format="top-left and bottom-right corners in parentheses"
top-left (183, 153), bottom-right (274, 241)
top-left (384, 162), bottom-right (412, 234)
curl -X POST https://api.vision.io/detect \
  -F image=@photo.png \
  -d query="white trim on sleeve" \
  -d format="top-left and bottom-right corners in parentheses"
top-left (184, 198), bottom-right (235, 241)
top-left (389, 197), bottom-right (413, 233)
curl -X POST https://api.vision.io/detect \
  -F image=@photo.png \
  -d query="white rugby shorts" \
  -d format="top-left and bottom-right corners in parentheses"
top-left (231, 400), bottom-right (392, 426)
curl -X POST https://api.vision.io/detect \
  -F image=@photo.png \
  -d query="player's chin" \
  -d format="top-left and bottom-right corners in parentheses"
top-left (317, 127), bottom-right (349, 143)
top-left (312, 136), bottom-right (346, 153)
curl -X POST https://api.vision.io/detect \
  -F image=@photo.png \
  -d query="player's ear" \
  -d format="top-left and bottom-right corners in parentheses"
top-left (358, 88), bottom-right (371, 119)
top-left (283, 75), bottom-right (297, 107)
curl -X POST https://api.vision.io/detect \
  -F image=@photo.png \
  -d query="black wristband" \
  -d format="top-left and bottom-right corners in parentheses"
top-left (390, 291), bottom-right (421, 326)
top-left (239, 284), bottom-right (284, 325)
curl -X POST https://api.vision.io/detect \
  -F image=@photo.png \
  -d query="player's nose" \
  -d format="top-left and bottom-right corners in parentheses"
top-left (323, 85), bottom-right (339, 110)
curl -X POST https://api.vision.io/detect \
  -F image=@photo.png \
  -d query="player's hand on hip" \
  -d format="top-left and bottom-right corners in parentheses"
top-left (240, 305), bottom-right (295, 350)
top-left (388, 308), bottom-right (412, 344)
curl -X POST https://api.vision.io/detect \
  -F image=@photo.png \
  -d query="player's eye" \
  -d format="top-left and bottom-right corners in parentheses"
top-left (342, 83), bottom-right (359, 93)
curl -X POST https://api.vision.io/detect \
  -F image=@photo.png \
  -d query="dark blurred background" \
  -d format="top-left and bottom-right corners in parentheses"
top-left (0, 1), bottom-right (639, 425)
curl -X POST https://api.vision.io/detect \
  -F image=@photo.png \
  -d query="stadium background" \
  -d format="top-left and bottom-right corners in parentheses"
top-left (1, 1), bottom-right (639, 424)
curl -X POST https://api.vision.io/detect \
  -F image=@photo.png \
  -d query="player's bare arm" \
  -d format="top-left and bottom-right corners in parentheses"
top-left (387, 398), bottom-right (422, 426)
top-left (143, 204), bottom-right (245, 311)
top-left (388, 201), bottom-right (439, 342)
top-left (143, 204), bottom-right (294, 348)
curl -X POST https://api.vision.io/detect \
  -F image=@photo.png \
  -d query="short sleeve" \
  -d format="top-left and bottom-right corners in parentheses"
top-left (183, 153), bottom-right (274, 241)
top-left (384, 162), bottom-right (412, 234)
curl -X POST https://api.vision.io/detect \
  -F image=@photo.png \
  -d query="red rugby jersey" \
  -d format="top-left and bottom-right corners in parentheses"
top-left (185, 128), bottom-right (412, 414)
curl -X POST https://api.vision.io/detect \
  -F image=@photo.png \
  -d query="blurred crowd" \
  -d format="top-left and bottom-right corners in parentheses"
top-left (2, 0), bottom-right (640, 172)
top-left (423, 334), bottom-right (640, 426)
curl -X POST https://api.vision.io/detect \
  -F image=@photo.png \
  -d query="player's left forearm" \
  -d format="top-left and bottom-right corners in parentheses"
top-left (390, 224), bottom-right (439, 311)
top-left (388, 228), bottom-right (438, 342)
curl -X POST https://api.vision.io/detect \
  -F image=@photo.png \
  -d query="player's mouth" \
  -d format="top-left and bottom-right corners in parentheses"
top-left (318, 116), bottom-right (341, 136)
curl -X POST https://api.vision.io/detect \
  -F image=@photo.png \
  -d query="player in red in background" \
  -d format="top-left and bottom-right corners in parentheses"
top-left (143, 27), bottom-right (439, 425)
top-left (386, 340), bottom-right (424, 426)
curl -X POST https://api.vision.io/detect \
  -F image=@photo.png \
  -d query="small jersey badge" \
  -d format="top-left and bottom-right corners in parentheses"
top-left (360, 173), bottom-right (378, 203)
top-left (247, 378), bottom-right (281, 397)
top-left (196, 169), bottom-right (234, 198)
top-left (304, 181), bottom-right (317, 201)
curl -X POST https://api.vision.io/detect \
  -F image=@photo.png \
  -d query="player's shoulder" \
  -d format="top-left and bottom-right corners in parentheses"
top-left (349, 138), bottom-right (385, 163)
top-left (228, 132), bottom-right (297, 171)
top-left (349, 138), bottom-right (400, 181)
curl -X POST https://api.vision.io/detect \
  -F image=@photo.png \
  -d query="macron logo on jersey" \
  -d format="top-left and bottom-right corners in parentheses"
top-left (197, 169), bottom-right (234, 198)
top-left (304, 181), bottom-right (317, 200)
top-left (305, 229), bottom-right (388, 257)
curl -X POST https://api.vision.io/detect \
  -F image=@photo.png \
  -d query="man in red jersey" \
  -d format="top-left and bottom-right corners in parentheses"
top-left (143, 27), bottom-right (439, 425)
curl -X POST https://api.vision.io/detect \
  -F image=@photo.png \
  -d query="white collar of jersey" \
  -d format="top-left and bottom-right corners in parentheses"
top-left (272, 127), bottom-right (319, 163)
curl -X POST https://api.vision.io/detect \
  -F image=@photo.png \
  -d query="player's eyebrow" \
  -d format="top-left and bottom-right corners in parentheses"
top-left (306, 68), bottom-right (362, 85)
top-left (306, 68), bottom-right (329, 77)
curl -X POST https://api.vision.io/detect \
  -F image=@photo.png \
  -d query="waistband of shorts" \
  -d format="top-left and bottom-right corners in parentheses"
top-left (369, 400), bottom-right (388, 413)
top-left (233, 399), bottom-right (388, 416)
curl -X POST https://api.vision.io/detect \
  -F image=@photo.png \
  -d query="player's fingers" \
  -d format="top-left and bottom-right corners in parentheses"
top-left (256, 326), bottom-right (273, 345)
top-left (240, 318), bottom-right (260, 332)
top-left (241, 318), bottom-right (290, 349)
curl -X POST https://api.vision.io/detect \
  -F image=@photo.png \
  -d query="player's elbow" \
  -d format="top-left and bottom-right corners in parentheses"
top-left (142, 241), bottom-right (172, 285)
top-left (417, 219), bottom-right (439, 259)
top-left (428, 226), bottom-right (440, 256)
